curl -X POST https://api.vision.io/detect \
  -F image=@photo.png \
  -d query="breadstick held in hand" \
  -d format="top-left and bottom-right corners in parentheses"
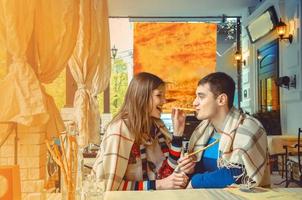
top-left (175, 107), bottom-right (196, 112)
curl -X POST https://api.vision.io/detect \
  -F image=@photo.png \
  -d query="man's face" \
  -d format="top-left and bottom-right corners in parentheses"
top-left (193, 83), bottom-right (219, 120)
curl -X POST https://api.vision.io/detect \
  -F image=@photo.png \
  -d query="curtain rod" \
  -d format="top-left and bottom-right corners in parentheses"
top-left (109, 16), bottom-right (241, 19)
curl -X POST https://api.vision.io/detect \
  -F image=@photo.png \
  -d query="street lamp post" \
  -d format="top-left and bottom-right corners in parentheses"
top-left (103, 46), bottom-right (118, 113)
top-left (236, 17), bottom-right (242, 109)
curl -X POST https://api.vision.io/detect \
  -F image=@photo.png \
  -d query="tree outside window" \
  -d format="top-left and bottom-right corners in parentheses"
top-left (110, 58), bottom-right (128, 115)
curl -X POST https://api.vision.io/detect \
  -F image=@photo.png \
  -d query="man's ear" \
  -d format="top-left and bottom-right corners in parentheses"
top-left (217, 93), bottom-right (228, 106)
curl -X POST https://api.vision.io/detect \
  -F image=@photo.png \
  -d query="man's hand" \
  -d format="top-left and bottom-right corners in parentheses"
top-left (172, 108), bottom-right (186, 137)
top-left (177, 155), bottom-right (196, 175)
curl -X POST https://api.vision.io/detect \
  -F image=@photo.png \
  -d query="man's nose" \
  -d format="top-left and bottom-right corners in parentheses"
top-left (193, 97), bottom-right (198, 106)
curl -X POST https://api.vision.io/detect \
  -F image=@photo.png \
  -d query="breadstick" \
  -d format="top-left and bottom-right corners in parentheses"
top-left (72, 137), bottom-right (78, 186)
top-left (175, 107), bottom-right (195, 112)
top-left (59, 136), bottom-right (70, 181)
top-left (45, 141), bottom-right (68, 185)
top-left (67, 136), bottom-right (72, 184)
top-left (187, 139), bottom-right (219, 157)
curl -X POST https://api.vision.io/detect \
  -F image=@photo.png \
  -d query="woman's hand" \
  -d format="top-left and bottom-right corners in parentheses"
top-left (172, 108), bottom-right (186, 137)
top-left (177, 155), bottom-right (196, 175)
top-left (156, 172), bottom-right (189, 190)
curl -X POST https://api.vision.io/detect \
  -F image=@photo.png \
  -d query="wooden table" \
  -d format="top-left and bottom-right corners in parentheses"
top-left (45, 188), bottom-right (302, 200)
top-left (103, 188), bottom-right (302, 200)
top-left (267, 135), bottom-right (299, 155)
top-left (267, 135), bottom-right (300, 176)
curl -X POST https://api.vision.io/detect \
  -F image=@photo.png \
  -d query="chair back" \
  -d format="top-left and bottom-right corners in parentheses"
top-left (284, 128), bottom-right (302, 187)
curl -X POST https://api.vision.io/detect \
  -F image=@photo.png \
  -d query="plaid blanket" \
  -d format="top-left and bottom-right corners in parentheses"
top-left (92, 119), bottom-right (172, 191)
top-left (188, 107), bottom-right (270, 187)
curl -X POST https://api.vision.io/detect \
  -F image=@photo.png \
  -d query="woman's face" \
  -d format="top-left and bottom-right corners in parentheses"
top-left (150, 85), bottom-right (166, 119)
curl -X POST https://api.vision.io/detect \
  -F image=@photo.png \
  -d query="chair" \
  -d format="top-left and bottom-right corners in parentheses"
top-left (284, 128), bottom-right (302, 187)
top-left (183, 115), bottom-right (200, 140)
top-left (0, 165), bottom-right (21, 199)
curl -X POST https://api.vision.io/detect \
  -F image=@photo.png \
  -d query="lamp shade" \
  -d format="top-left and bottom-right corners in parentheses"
top-left (234, 51), bottom-right (242, 61)
top-left (276, 19), bottom-right (286, 37)
top-left (111, 45), bottom-right (118, 59)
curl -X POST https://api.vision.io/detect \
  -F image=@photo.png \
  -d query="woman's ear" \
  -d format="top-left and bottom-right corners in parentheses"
top-left (217, 93), bottom-right (228, 106)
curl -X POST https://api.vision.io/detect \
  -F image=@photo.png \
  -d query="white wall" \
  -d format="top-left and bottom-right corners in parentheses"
top-left (281, 0), bottom-right (302, 135)
top-left (216, 45), bottom-right (237, 82)
top-left (216, 9), bottom-right (251, 110)
top-left (242, 0), bottom-right (302, 135)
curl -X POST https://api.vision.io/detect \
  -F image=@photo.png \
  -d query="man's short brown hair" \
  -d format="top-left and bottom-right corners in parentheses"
top-left (198, 72), bottom-right (235, 109)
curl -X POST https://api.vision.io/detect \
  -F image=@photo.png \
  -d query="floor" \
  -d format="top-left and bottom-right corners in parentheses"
top-left (270, 171), bottom-right (300, 188)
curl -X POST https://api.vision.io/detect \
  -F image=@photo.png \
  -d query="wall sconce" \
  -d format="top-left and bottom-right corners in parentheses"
top-left (275, 75), bottom-right (296, 89)
top-left (111, 45), bottom-right (118, 59)
top-left (234, 51), bottom-right (246, 66)
top-left (276, 18), bottom-right (293, 43)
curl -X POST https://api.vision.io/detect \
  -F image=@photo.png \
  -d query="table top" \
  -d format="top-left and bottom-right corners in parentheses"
top-left (103, 188), bottom-right (302, 200)
top-left (267, 135), bottom-right (297, 140)
top-left (104, 189), bottom-right (240, 200)
top-left (267, 135), bottom-right (300, 155)
top-left (45, 188), bottom-right (302, 200)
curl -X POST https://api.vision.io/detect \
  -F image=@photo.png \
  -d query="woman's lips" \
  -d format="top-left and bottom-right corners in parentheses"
top-left (156, 106), bottom-right (162, 112)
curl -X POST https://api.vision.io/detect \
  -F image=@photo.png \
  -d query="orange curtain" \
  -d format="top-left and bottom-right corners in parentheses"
top-left (0, 0), bottom-right (79, 143)
top-left (31, 0), bottom-right (80, 137)
top-left (69, 0), bottom-right (111, 146)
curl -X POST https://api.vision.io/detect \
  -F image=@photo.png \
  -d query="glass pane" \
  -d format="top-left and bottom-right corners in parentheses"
top-left (271, 77), bottom-right (279, 110)
top-left (260, 79), bottom-right (266, 112)
top-left (110, 59), bottom-right (129, 116)
top-left (98, 92), bottom-right (104, 114)
top-left (109, 18), bottom-right (133, 115)
top-left (266, 78), bottom-right (272, 111)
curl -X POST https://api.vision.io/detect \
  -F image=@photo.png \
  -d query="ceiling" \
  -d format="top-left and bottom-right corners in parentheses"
top-left (108, 0), bottom-right (261, 17)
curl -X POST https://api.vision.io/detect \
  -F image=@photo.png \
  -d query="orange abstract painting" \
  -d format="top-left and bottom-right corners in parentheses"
top-left (134, 23), bottom-right (217, 112)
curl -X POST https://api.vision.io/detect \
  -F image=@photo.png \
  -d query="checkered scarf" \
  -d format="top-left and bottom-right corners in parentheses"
top-left (188, 107), bottom-right (270, 187)
top-left (92, 119), bottom-right (171, 191)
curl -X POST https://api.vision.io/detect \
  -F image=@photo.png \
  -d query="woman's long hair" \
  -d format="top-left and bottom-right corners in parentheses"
top-left (109, 72), bottom-right (165, 143)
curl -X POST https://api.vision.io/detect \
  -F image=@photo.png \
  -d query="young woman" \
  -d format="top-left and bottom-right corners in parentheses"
top-left (93, 72), bottom-right (188, 191)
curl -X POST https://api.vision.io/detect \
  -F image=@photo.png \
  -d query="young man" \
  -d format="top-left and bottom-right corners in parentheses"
top-left (178, 72), bottom-right (270, 188)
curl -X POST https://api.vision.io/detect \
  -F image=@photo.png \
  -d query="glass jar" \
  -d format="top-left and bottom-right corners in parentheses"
top-left (81, 174), bottom-right (104, 200)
